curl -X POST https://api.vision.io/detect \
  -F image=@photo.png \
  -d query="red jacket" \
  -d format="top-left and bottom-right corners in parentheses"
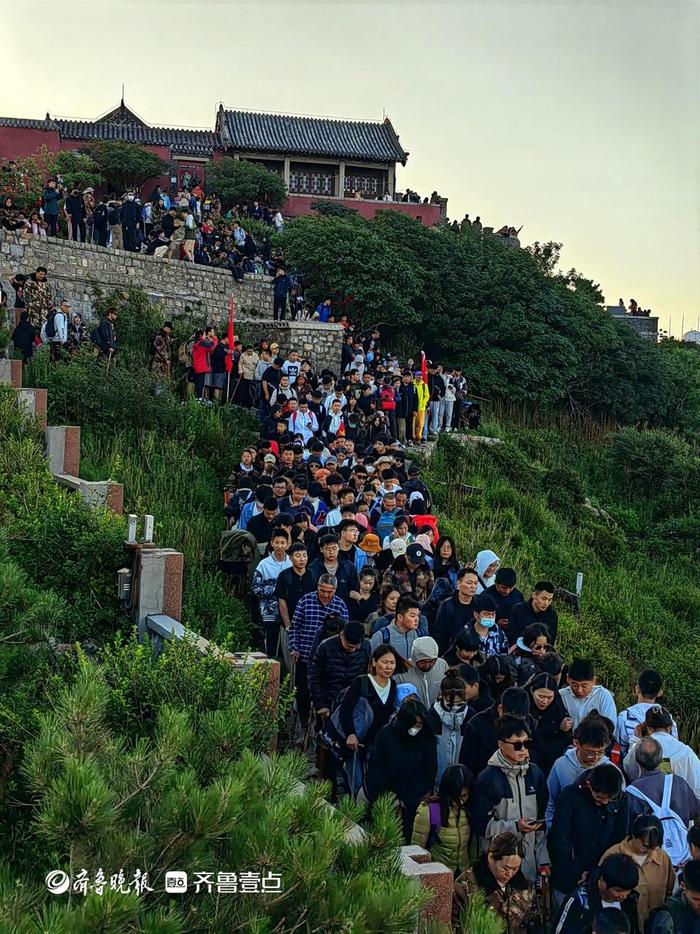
top-left (192, 337), bottom-right (217, 374)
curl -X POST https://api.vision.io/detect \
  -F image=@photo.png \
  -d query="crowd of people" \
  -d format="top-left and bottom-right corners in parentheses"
top-left (446, 214), bottom-right (523, 240)
top-left (619, 299), bottom-right (653, 319)
top-left (0, 171), bottom-right (287, 273)
top-left (218, 327), bottom-right (700, 933)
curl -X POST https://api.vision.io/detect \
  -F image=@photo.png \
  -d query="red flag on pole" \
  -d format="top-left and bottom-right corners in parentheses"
top-left (420, 350), bottom-right (428, 385)
top-left (225, 295), bottom-right (235, 373)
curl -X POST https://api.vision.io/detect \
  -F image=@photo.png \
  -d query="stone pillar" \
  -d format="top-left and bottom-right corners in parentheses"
top-left (0, 359), bottom-right (22, 388)
top-left (45, 426), bottom-right (81, 477)
top-left (17, 387), bottom-right (48, 429)
top-left (283, 156), bottom-right (291, 187)
top-left (338, 160), bottom-right (346, 199)
top-left (400, 847), bottom-right (453, 928)
top-left (388, 163), bottom-right (396, 199)
top-left (224, 653), bottom-right (281, 752)
top-left (136, 548), bottom-right (184, 641)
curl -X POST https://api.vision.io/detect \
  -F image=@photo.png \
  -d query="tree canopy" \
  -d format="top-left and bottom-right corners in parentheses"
top-left (283, 210), bottom-right (697, 429)
top-left (208, 159), bottom-right (287, 210)
top-left (87, 142), bottom-right (168, 195)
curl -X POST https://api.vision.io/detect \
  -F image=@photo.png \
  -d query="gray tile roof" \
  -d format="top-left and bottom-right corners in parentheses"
top-left (55, 120), bottom-right (220, 155)
top-left (0, 116), bottom-right (55, 130)
top-left (222, 110), bottom-right (408, 164)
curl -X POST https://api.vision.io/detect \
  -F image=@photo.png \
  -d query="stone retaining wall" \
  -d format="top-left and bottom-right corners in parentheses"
top-left (239, 318), bottom-right (344, 375)
top-left (0, 228), bottom-right (273, 323)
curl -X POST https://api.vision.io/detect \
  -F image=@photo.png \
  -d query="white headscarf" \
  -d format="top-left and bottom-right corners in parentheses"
top-left (474, 549), bottom-right (500, 594)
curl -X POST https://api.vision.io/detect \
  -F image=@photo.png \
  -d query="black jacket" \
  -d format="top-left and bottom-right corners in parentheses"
top-left (548, 772), bottom-right (629, 896)
top-left (366, 718), bottom-right (438, 813)
top-left (308, 635), bottom-right (371, 711)
top-left (65, 194), bottom-right (85, 219)
top-left (11, 318), bottom-right (36, 358)
top-left (460, 704), bottom-right (536, 778)
top-left (484, 584), bottom-right (525, 629)
top-left (93, 318), bottom-right (117, 354)
top-left (395, 383), bottom-right (417, 419)
top-left (508, 599), bottom-right (558, 647)
top-left (308, 559), bottom-right (358, 605)
top-left (121, 199), bottom-right (140, 227)
top-left (431, 594), bottom-right (477, 655)
top-left (529, 693), bottom-right (572, 776)
top-left (553, 867), bottom-right (640, 934)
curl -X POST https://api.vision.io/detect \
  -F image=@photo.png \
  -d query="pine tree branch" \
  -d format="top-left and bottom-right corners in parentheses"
top-left (114, 757), bottom-right (164, 812)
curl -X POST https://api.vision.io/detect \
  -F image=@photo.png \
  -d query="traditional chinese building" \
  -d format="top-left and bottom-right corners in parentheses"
top-left (0, 98), bottom-right (445, 225)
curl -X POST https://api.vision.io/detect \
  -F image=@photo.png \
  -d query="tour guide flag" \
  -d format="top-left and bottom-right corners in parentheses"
top-left (225, 296), bottom-right (235, 373)
top-left (420, 350), bottom-right (428, 384)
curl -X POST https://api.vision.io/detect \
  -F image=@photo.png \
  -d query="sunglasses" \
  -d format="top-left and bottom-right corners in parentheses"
top-left (501, 740), bottom-right (533, 751)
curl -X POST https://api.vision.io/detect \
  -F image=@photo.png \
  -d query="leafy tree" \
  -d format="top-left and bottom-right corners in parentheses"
top-left (52, 150), bottom-right (103, 192)
top-left (283, 214), bottom-right (421, 330)
top-left (87, 142), bottom-right (167, 195)
top-left (524, 240), bottom-right (562, 276)
top-left (208, 158), bottom-right (287, 210)
top-left (310, 199), bottom-right (358, 218)
top-left (1, 145), bottom-right (58, 212)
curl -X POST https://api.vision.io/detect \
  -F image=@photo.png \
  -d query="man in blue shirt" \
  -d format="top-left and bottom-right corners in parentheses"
top-left (315, 297), bottom-right (332, 322)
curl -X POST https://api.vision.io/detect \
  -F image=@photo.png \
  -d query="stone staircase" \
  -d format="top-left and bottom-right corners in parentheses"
top-left (0, 357), bottom-right (123, 513)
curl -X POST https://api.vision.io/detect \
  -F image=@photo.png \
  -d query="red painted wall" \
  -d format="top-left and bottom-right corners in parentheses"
top-left (284, 193), bottom-right (441, 226)
top-left (0, 127), bottom-right (172, 197)
top-left (0, 126), bottom-right (62, 159)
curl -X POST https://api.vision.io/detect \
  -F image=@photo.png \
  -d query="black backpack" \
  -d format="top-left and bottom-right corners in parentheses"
top-left (93, 203), bottom-right (109, 226)
top-left (45, 311), bottom-right (57, 339)
top-left (107, 205), bottom-right (120, 225)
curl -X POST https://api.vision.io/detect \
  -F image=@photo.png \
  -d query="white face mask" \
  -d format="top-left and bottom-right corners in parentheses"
top-left (408, 725), bottom-right (422, 737)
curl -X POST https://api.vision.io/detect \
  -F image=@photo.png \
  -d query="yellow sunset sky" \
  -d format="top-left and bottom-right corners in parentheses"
top-left (3, 0), bottom-right (698, 336)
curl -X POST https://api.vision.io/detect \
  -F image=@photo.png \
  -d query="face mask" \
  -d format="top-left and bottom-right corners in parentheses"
top-left (408, 726), bottom-right (422, 737)
top-left (480, 616), bottom-right (497, 629)
top-left (444, 702), bottom-right (467, 713)
top-left (127, 195), bottom-right (135, 201)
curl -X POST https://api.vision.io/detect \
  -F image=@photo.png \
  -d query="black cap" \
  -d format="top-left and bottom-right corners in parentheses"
top-left (406, 543), bottom-right (426, 564)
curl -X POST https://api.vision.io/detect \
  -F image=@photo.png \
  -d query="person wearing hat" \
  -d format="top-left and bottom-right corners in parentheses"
top-left (237, 483), bottom-right (272, 531)
top-left (395, 636), bottom-right (449, 710)
top-left (358, 532), bottom-right (382, 558)
top-left (383, 542), bottom-right (434, 604)
top-left (559, 658), bottom-right (618, 732)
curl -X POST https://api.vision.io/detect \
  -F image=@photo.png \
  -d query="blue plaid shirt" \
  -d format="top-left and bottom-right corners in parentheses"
top-left (289, 593), bottom-right (349, 661)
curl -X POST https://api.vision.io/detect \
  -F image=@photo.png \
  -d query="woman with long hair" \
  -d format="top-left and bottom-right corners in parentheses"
top-left (319, 645), bottom-right (408, 798)
top-left (411, 764), bottom-right (473, 873)
top-left (433, 536), bottom-right (460, 584)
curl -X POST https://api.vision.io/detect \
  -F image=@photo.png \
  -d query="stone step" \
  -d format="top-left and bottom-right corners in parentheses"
top-left (0, 359), bottom-right (22, 388)
top-left (54, 473), bottom-right (123, 514)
